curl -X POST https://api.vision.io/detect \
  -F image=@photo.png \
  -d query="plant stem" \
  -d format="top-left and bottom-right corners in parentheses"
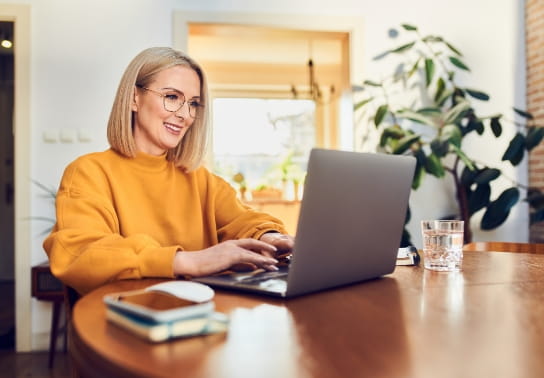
top-left (450, 156), bottom-right (472, 243)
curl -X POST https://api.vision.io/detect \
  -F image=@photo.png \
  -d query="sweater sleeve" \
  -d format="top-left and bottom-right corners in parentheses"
top-left (207, 171), bottom-right (288, 241)
top-left (43, 159), bottom-right (179, 295)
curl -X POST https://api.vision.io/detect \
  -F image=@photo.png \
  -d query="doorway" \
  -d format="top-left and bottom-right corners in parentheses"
top-left (0, 20), bottom-right (15, 350)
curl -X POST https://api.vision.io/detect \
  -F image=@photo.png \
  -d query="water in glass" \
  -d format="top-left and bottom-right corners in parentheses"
top-left (422, 227), bottom-right (463, 271)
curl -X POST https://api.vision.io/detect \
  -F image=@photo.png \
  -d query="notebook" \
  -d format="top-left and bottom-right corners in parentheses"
top-left (194, 148), bottom-right (416, 298)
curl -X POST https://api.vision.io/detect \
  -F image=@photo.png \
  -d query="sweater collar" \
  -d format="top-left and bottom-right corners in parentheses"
top-left (130, 151), bottom-right (170, 172)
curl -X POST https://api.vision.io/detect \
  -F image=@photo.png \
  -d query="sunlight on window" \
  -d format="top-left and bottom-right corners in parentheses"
top-left (212, 98), bottom-right (315, 199)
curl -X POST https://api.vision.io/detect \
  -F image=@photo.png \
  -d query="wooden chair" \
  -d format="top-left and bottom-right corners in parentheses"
top-left (463, 242), bottom-right (544, 254)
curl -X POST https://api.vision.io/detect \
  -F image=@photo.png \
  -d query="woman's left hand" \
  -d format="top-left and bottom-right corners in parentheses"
top-left (259, 233), bottom-right (294, 258)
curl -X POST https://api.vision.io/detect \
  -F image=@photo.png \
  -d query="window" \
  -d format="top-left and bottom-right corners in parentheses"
top-left (212, 97), bottom-right (315, 200)
top-left (187, 23), bottom-right (350, 203)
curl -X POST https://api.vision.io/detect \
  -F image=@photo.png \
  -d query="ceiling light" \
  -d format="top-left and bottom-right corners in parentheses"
top-left (1, 39), bottom-right (13, 49)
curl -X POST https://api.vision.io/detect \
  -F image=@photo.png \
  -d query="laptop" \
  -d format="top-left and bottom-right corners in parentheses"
top-left (194, 148), bottom-right (416, 298)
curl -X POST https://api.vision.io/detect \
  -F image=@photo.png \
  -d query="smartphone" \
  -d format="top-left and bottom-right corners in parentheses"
top-left (104, 289), bottom-right (215, 323)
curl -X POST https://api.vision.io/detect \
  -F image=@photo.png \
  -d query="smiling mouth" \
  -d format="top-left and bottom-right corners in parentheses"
top-left (164, 122), bottom-right (183, 133)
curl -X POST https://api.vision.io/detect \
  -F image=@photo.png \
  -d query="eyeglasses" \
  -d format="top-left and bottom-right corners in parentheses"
top-left (136, 85), bottom-right (203, 119)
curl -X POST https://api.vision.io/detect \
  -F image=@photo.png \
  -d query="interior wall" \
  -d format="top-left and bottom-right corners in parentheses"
top-left (1, 0), bottom-right (524, 350)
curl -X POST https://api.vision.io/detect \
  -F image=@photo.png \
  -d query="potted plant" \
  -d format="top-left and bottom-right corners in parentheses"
top-left (354, 24), bottom-right (544, 243)
top-left (232, 172), bottom-right (248, 201)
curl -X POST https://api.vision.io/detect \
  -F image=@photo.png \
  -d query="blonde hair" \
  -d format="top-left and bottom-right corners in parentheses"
top-left (107, 47), bottom-right (210, 171)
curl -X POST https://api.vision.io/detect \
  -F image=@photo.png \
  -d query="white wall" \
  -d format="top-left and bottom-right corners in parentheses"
top-left (2, 0), bottom-right (525, 350)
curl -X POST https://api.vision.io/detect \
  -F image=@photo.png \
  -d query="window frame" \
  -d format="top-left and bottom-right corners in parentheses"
top-left (206, 84), bottom-right (338, 167)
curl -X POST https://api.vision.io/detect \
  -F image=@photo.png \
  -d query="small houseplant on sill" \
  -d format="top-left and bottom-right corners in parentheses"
top-left (354, 23), bottom-right (544, 244)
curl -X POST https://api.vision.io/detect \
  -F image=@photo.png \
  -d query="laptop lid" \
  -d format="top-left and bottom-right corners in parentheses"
top-left (284, 148), bottom-right (415, 297)
top-left (194, 148), bottom-right (416, 298)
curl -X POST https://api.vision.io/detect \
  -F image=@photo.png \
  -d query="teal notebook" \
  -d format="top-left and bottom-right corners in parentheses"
top-left (106, 306), bottom-right (229, 343)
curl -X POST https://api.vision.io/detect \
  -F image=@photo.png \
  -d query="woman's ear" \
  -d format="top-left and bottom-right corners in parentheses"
top-left (131, 86), bottom-right (139, 112)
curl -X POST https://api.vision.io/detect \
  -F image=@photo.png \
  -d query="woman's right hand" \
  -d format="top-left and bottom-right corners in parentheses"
top-left (172, 239), bottom-right (279, 277)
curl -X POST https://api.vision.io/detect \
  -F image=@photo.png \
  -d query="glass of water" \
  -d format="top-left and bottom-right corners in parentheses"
top-left (421, 220), bottom-right (464, 271)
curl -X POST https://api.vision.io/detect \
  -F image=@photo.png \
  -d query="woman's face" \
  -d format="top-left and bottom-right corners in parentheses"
top-left (132, 65), bottom-right (201, 156)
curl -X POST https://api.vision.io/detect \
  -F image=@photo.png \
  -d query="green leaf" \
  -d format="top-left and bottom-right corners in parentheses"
top-left (379, 132), bottom-right (388, 147)
top-left (474, 168), bottom-right (501, 184)
top-left (430, 138), bottom-right (449, 157)
top-left (374, 104), bottom-right (389, 127)
top-left (449, 56), bottom-right (470, 71)
top-left (373, 50), bottom-right (390, 61)
top-left (461, 166), bottom-right (478, 186)
top-left (468, 183), bottom-right (491, 215)
top-left (467, 118), bottom-right (485, 135)
top-left (412, 165), bottom-right (425, 190)
top-left (513, 107), bottom-right (534, 120)
top-left (380, 125), bottom-right (405, 147)
top-left (388, 125), bottom-right (406, 138)
top-left (441, 124), bottom-right (462, 147)
top-left (392, 133), bottom-right (420, 154)
top-left (446, 42), bottom-right (462, 56)
top-left (443, 101), bottom-right (471, 125)
top-left (451, 144), bottom-right (475, 170)
top-left (425, 153), bottom-right (445, 177)
top-left (425, 58), bottom-right (435, 87)
top-left (531, 209), bottom-right (544, 224)
top-left (436, 88), bottom-right (454, 106)
top-left (434, 77), bottom-right (445, 103)
top-left (501, 132), bottom-right (525, 166)
top-left (414, 148), bottom-right (427, 165)
top-left (422, 35), bottom-right (443, 43)
top-left (453, 87), bottom-right (465, 100)
top-left (390, 41), bottom-right (416, 54)
top-left (490, 116), bottom-right (502, 137)
top-left (465, 88), bottom-right (490, 101)
top-left (526, 188), bottom-right (544, 209)
top-left (481, 188), bottom-right (520, 230)
top-left (398, 109), bottom-right (436, 126)
top-left (418, 107), bottom-right (442, 116)
top-left (354, 97), bottom-right (374, 111)
top-left (497, 187), bottom-right (521, 211)
top-left (352, 84), bottom-right (365, 92)
top-left (392, 63), bottom-right (406, 82)
top-left (32, 180), bottom-right (57, 198)
top-left (526, 126), bottom-right (544, 150)
top-left (364, 80), bottom-right (382, 87)
top-left (401, 24), bottom-right (418, 31)
top-left (407, 58), bottom-right (421, 78)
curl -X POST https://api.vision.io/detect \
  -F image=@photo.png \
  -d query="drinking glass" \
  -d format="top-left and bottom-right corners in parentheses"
top-left (421, 220), bottom-right (464, 271)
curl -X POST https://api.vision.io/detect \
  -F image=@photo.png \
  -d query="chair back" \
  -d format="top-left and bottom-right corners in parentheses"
top-left (463, 242), bottom-right (544, 254)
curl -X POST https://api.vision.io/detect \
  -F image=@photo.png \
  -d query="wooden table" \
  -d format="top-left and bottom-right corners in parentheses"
top-left (70, 251), bottom-right (544, 378)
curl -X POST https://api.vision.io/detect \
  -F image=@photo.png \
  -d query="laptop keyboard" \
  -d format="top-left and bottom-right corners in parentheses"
top-left (234, 269), bottom-right (288, 284)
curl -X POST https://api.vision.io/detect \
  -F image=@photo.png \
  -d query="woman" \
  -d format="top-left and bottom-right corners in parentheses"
top-left (43, 47), bottom-right (294, 295)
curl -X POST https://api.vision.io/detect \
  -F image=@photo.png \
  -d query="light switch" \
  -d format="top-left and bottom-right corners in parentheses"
top-left (60, 129), bottom-right (76, 143)
top-left (43, 129), bottom-right (58, 143)
top-left (78, 128), bottom-right (92, 142)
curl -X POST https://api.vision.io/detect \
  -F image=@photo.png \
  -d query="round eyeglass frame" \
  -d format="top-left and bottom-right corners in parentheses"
top-left (136, 85), bottom-right (202, 119)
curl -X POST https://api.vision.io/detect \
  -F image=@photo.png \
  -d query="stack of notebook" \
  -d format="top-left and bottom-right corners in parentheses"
top-left (103, 281), bottom-right (228, 342)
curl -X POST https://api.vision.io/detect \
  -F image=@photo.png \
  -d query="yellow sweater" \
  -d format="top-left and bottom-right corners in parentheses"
top-left (43, 149), bottom-right (287, 294)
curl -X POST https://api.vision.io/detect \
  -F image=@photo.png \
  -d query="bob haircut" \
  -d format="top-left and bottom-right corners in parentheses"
top-left (107, 47), bottom-right (210, 171)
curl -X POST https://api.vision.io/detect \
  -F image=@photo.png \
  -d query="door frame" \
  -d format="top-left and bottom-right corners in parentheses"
top-left (0, 4), bottom-right (31, 352)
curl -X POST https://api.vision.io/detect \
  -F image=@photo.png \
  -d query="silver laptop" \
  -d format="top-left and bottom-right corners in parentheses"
top-left (194, 148), bottom-right (416, 298)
